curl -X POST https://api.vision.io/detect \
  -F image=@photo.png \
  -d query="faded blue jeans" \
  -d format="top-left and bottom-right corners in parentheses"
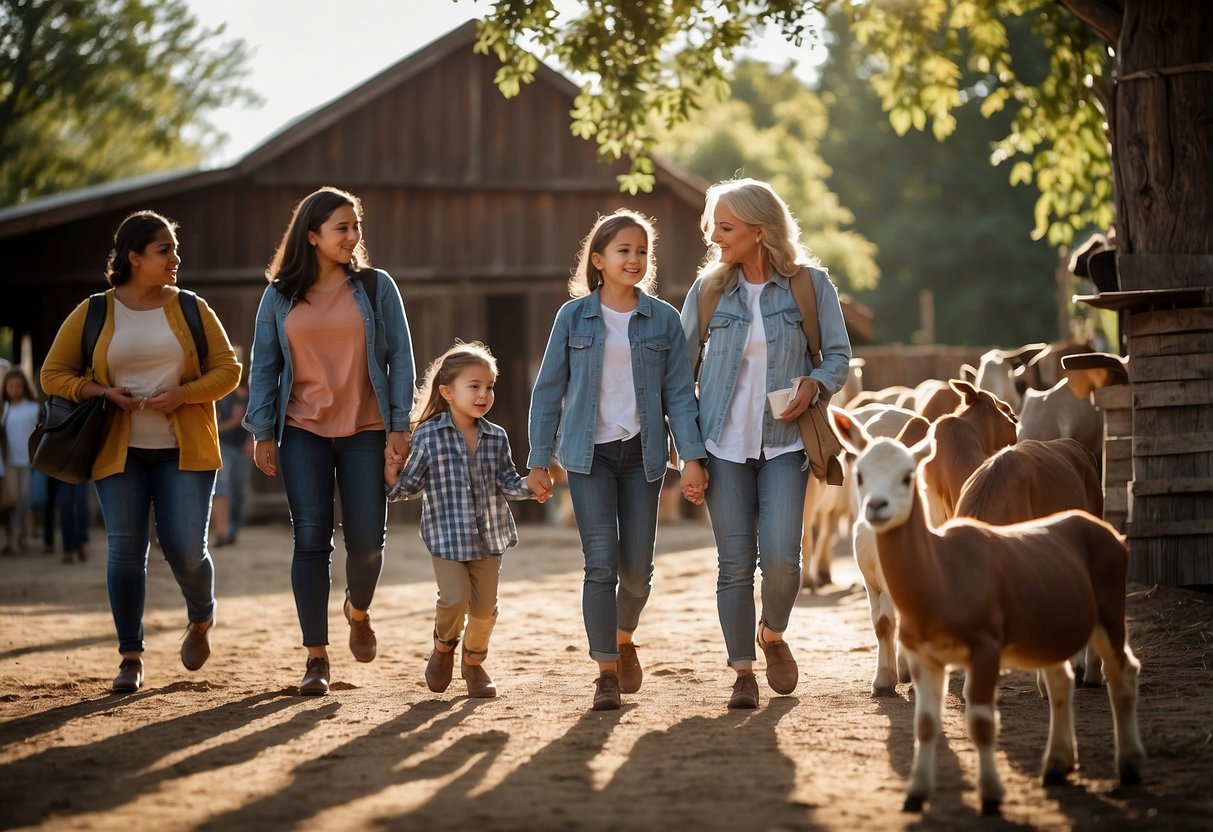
top-left (279, 426), bottom-right (387, 648)
top-left (93, 449), bottom-right (216, 654)
top-left (704, 449), bottom-right (808, 666)
top-left (566, 436), bottom-right (664, 663)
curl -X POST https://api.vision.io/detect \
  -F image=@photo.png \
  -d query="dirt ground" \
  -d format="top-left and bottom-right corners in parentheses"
top-left (1, 515), bottom-right (1211, 831)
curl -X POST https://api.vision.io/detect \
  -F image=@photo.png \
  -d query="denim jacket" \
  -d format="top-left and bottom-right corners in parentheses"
top-left (243, 269), bottom-right (415, 442)
top-left (679, 267), bottom-right (851, 449)
top-left (528, 289), bottom-right (706, 482)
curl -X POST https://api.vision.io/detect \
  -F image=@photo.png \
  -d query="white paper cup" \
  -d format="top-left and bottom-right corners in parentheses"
top-left (767, 387), bottom-right (794, 416)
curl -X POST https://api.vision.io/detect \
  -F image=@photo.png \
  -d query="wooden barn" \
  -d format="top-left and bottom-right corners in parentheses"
top-left (0, 23), bottom-right (719, 499)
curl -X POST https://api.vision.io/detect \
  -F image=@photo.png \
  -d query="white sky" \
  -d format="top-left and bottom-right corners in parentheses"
top-left (185, 0), bottom-right (826, 165)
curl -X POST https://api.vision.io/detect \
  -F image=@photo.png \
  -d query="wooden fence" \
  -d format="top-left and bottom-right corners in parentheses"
top-left (851, 344), bottom-right (989, 393)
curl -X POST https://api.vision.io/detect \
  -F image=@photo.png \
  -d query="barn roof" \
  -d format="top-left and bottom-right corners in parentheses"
top-left (0, 21), bottom-right (708, 240)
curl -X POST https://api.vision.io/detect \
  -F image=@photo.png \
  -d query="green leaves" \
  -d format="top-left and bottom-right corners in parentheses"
top-left (0, 0), bottom-right (259, 206)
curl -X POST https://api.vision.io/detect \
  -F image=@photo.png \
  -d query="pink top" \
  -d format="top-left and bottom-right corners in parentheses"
top-left (285, 280), bottom-right (384, 437)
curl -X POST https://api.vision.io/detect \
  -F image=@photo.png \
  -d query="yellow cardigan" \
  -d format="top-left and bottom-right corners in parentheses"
top-left (40, 289), bottom-right (241, 480)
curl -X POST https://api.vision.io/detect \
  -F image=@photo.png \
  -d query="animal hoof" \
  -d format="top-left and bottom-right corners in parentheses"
top-left (1042, 770), bottom-right (1070, 786)
top-left (902, 795), bottom-right (925, 813)
top-left (872, 685), bottom-right (897, 698)
top-left (1120, 765), bottom-right (1142, 787)
top-left (981, 798), bottom-right (1002, 817)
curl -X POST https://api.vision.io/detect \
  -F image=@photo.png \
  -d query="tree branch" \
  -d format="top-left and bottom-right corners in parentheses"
top-left (1058, 0), bottom-right (1123, 45)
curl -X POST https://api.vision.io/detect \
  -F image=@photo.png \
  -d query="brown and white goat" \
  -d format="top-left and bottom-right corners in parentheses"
top-left (836, 418), bottom-right (1144, 815)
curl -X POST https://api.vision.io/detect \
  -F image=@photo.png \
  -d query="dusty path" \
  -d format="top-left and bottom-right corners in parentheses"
top-left (1, 520), bottom-right (1211, 831)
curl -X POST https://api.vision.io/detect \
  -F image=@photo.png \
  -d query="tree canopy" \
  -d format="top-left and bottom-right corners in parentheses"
top-left (0, 0), bottom-right (260, 206)
top-left (475, 0), bottom-right (1111, 245)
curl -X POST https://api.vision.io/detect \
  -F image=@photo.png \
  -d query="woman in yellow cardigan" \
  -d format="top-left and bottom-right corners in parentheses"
top-left (41, 211), bottom-right (240, 694)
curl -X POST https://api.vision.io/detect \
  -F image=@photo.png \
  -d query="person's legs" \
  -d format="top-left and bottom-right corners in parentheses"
top-left (278, 426), bottom-right (337, 648)
top-left (211, 454), bottom-right (232, 544)
top-left (333, 430), bottom-right (387, 613)
top-left (227, 446), bottom-right (252, 541)
top-left (94, 452), bottom-right (154, 654)
top-left (567, 441), bottom-right (625, 665)
top-left (703, 452), bottom-right (761, 667)
top-left (431, 557), bottom-right (473, 644)
top-left (149, 450), bottom-right (217, 624)
top-left (613, 438), bottom-right (662, 639)
top-left (463, 556), bottom-right (502, 662)
top-left (58, 481), bottom-right (89, 557)
top-left (754, 451), bottom-right (809, 633)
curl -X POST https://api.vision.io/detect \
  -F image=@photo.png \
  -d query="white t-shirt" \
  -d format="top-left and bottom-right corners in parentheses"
top-left (706, 279), bottom-right (803, 464)
top-left (593, 306), bottom-right (640, 444)
top-left (108, 300), bottom-right (185, 449)
top-left (3, 399), bottom-right (40, 466)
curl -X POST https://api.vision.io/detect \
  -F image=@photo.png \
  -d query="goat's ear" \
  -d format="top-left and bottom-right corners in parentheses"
top-left (830, 405), bottom-right (867, 455)
top-left (959, 363), bottom-right (977, 382)
top-left (949, 378), bottom-right (979, 401)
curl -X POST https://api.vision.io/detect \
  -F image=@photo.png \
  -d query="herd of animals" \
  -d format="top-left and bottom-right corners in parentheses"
top-left (799, 341), bottom-right (1143, 815)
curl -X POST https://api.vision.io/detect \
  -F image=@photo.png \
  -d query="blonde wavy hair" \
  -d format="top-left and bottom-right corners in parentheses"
top-left (697, 178), bottom-right (818, 290)
top-left (568, 208), bottom-right (658, 298)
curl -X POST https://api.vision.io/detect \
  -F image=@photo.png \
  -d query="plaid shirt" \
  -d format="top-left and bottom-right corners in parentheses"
top-left (387, 412), bottom-right (533, 560)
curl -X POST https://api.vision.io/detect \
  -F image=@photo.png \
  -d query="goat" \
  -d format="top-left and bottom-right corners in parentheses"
top-left (834, 415), bottom-right (1144, 815)
top-left (919, 380), bottom-right (1018, 527)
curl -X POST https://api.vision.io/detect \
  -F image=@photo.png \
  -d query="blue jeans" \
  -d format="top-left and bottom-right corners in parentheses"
top-left (216, 441), bottom-right (251, 540)
top-left (279, 426), bottom-right (387, 647)
top-left (567, 436), bottom-right (664, 662)
top-left (94, 449), bottom-right (217, 654)
top-left (58, 481), bottom-right (92, 552)
top-left (703, 450), bottom-right (808, 666)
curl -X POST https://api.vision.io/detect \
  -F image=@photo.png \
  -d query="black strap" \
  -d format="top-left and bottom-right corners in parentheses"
top-left (81, 294), bottom-right (107, 375)
top-left (177, 290), bottom-right (208, 362)
top-left (354, 269), bottom-right (379, 314)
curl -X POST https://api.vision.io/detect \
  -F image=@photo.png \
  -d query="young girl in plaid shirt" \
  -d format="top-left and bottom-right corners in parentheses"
top-left (385, 342), bottom-right (548, 698)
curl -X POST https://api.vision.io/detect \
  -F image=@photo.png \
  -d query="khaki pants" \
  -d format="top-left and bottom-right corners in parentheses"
top-left (432, 555), bottom-right (501, 661)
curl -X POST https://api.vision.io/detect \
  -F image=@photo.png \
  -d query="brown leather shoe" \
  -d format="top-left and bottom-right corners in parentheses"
top-left (758, 627), bottom-right (798, 695)
top-left (112, 658), bottom-right (143, 693)
top-left (592, 670), bottom-right (621, 711)
top-left (728, 672), bottom-right (759, 709)
top-left (618, 643), bottom-right (642, 694)
top-left (181, 619), bottom-right (212, 671)
top-left (344, 596), bottom-right (377, 663)
top-left (461, 659), bottom-right (497, 698)
top-left (426, 647), bottom-right (455, 693)
top-left (299, 656), bottom-right (330, 696)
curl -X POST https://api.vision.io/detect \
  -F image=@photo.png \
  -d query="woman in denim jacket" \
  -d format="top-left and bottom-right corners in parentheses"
top-left (527, 209), bottom-right (708, 711)
top-left (244, 187), bottom-right (415, 695)
top-left (679, 179), bottom-right (851, 710)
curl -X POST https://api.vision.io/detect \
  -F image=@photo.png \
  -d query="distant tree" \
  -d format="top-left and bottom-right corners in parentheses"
top-left (477, 1), bottom-right (1213, 284)
top-left (659, 60), bottom-right (880, 292)
top-left (817, 13), bottom-right (1058, 345)
top-left (0, 0), bottom-right (260, 205)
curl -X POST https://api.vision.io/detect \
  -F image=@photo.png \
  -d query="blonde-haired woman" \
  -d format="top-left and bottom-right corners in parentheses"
top-left (680, 179), bottom-right (851, 710)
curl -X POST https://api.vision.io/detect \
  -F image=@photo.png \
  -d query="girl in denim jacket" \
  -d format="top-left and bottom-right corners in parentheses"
top-left (679, 179), bottom-right (851, 711)
top-left (244, 187), bottom-right (415, 696)
top-left (527, 209), bottom-right (708, 711)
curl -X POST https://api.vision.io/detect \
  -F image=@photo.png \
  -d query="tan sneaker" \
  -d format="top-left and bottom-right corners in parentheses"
top-left (343, 596), bottom-right (377, 663)
top-left (592, 670), bottom-right (621, 711)
top-left (618, 643), bottom-right (642, 694)
top-left (728, 672), bottom-right (759, 709)
top-left (757, 628), bottom-right (798, 695)
top-left (181, 619), bottom-right (212, 671)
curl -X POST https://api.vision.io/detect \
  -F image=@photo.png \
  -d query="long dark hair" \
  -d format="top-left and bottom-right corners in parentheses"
top-left (105, 211), bottom-right (177, 287)
top-left (266, 186), bottom-right (370, 300)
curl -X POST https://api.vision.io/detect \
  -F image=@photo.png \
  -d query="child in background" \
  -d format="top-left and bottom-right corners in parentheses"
top-left (385, 341), bottom-right (548, 698)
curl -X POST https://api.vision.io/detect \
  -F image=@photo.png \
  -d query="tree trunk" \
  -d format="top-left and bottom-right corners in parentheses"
top-left (1113, 0), bottom-right (1213, 290)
